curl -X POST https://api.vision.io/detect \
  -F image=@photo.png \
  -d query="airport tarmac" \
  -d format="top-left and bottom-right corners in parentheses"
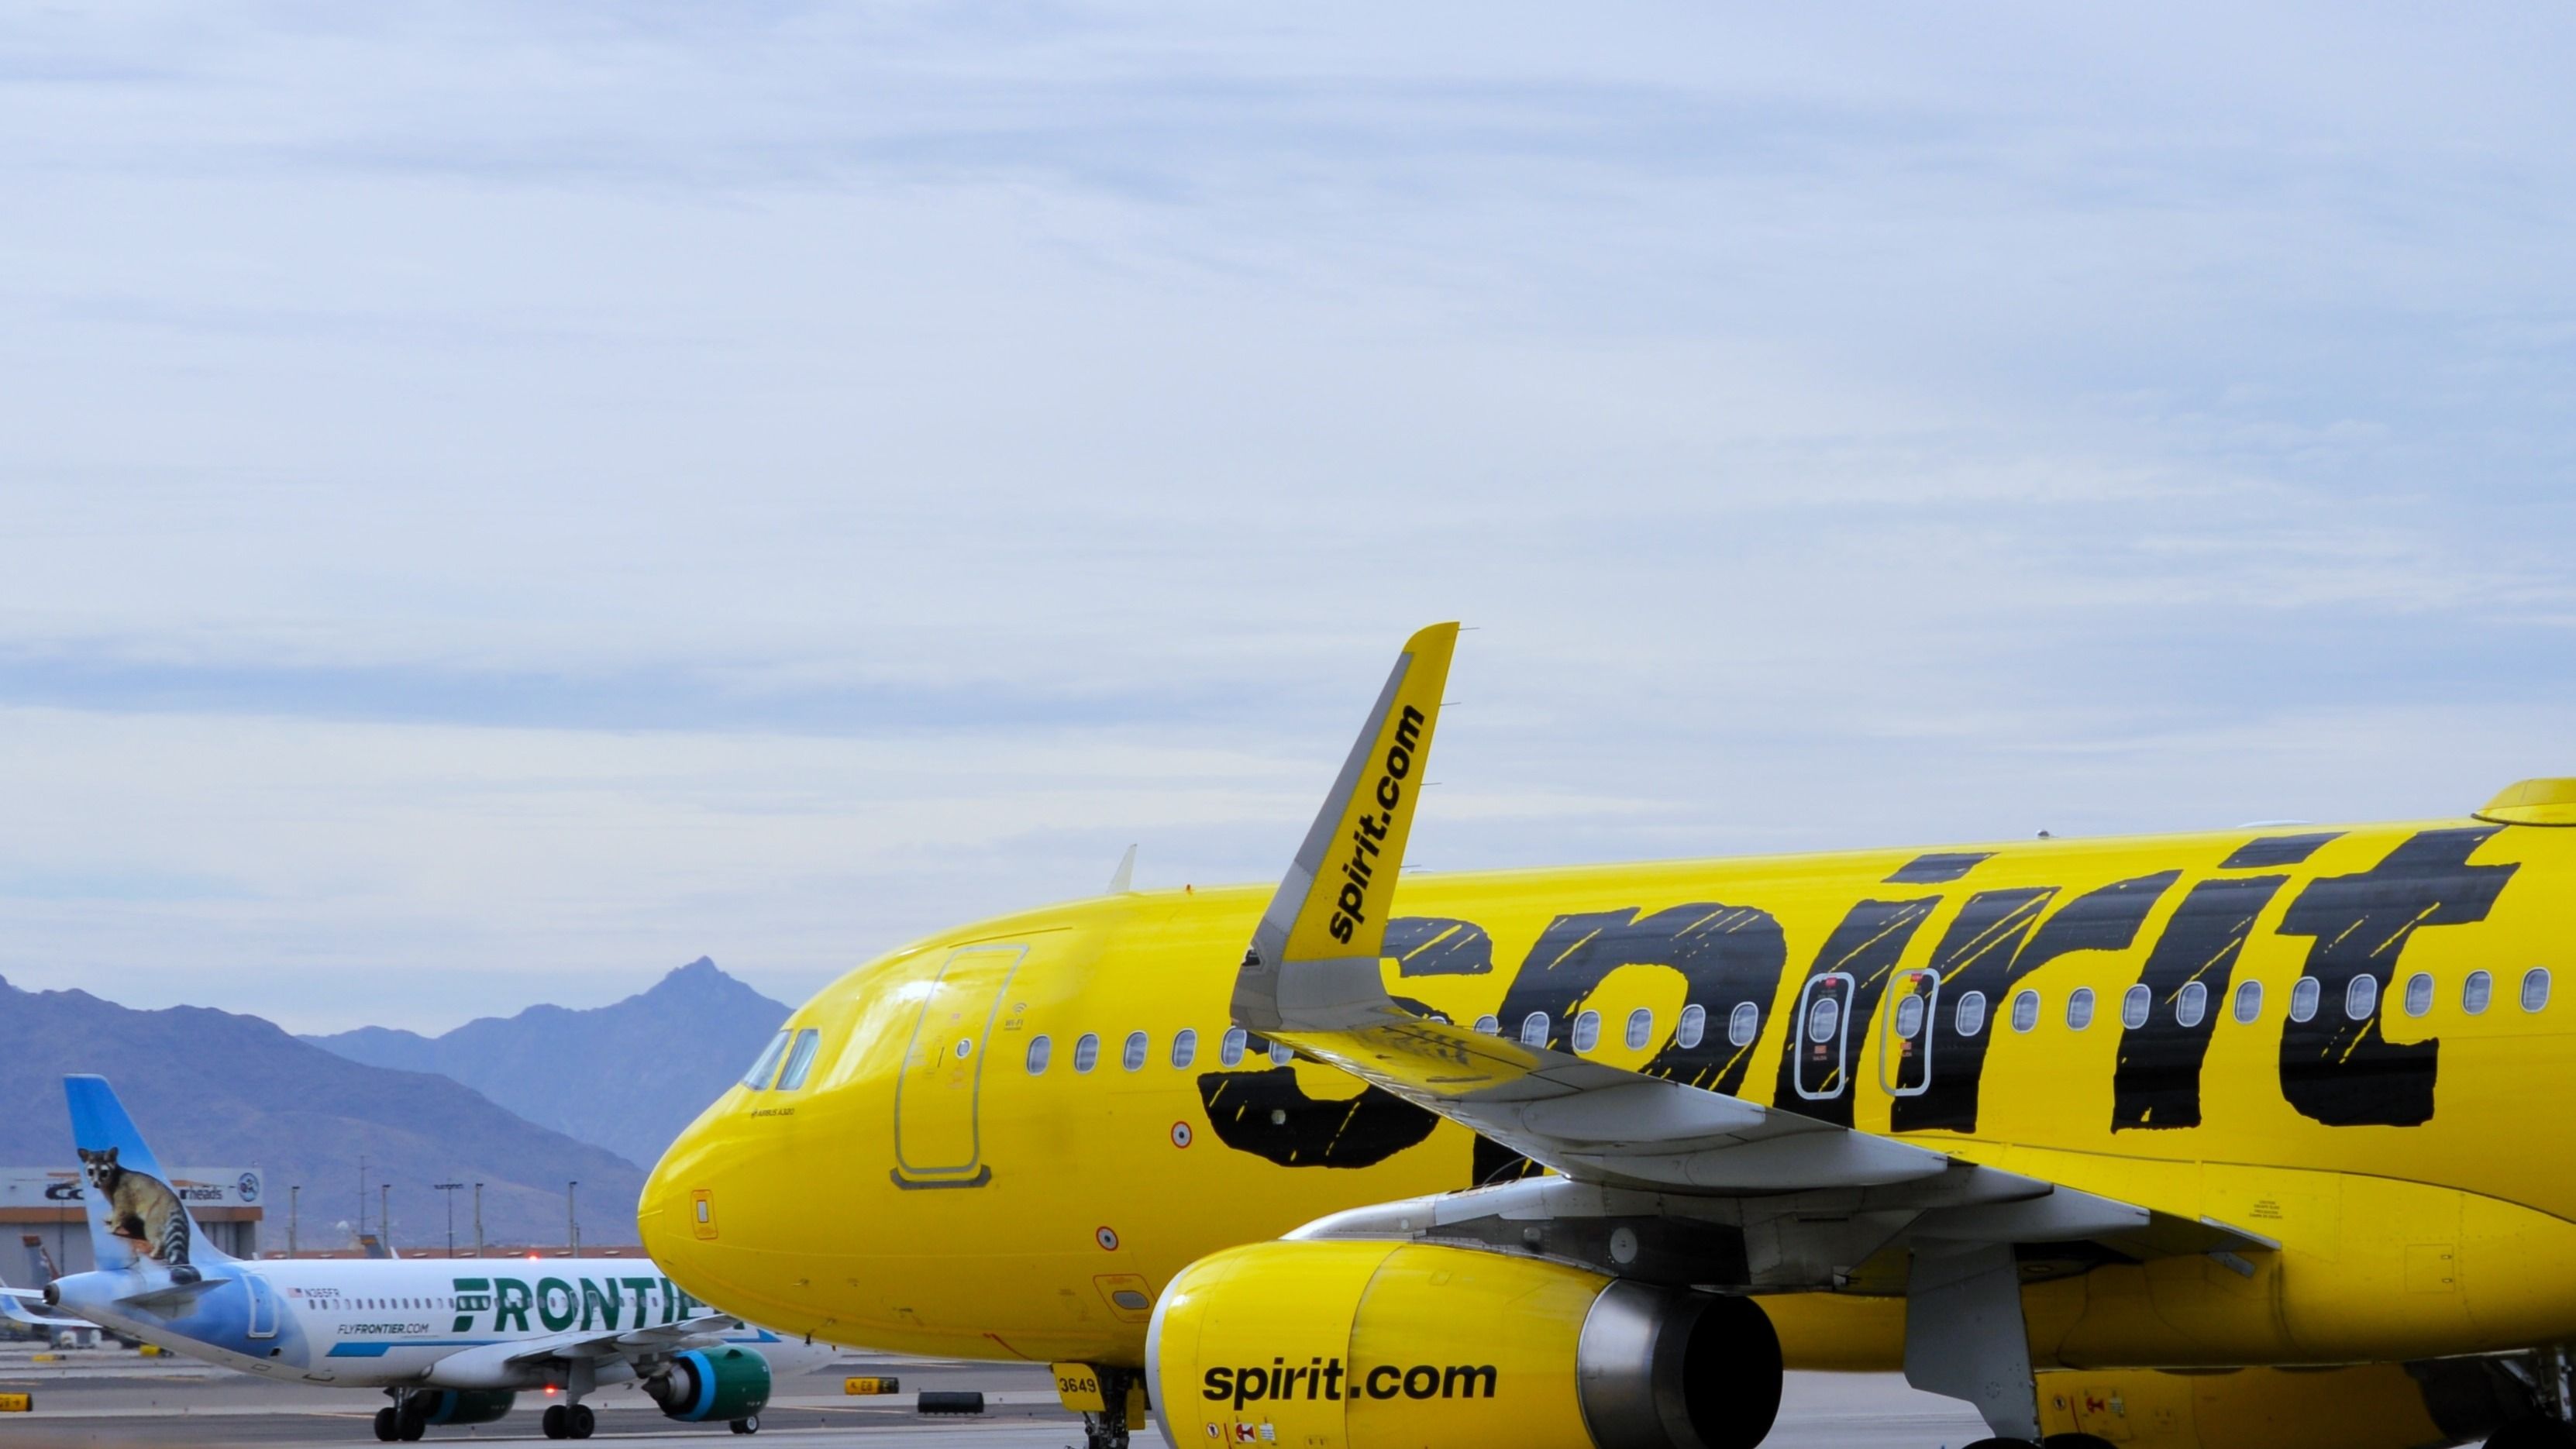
top-left (0, 1345), bottom-right (1992, 1447)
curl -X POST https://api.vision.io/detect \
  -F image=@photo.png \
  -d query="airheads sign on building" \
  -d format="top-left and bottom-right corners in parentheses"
top-left (0, 1168), bottom-right (263, 1210)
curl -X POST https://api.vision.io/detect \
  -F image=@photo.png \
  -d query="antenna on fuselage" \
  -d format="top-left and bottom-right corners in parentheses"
top-left (1107, 844), bottom-right (1138, 894)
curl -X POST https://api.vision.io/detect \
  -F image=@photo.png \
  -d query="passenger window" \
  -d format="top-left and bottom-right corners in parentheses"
top-left (2065, 987), bottom-right (2095, 1031)
top-left (2345, 974), bottom-right (2378, 1021)
top-left (2169, 981), bottom-right (2204, 1028)
top-left (1121, 1031), bottom-right (1149, 1071)
top-left (1806, 996), bottom-right (1841, 1044)
top-left (739, 1031), bottom-right (790, 1090)
top-left (1954, 990), bottom-right (1986, 1037)
top-left (2523, 967), bottom-right (2552, 1013)
top-left (1572, 1010), bottom-right (1602, 1052)
top-left (2233, 979), bottom-right (2262, 1023)
top-left (774, 1028), bottom-right (823, 1090)
top-left (1073, 1033), bottom-right (1100, 1073)
top-left (1269, 1039), bottom-right (1295, 1066)
top-left (2120, 985), bottom-right (2151, 1031)
top-left (1220, 1027), bottom-right (1248, 1066)
top-left (1673, 1003), bottom-right (1706, 1049)
top-left (1892, 993), bottom-right (1924, 1040)
top-left (1624, 1007), bottom-right (1653, 1051)
top-left (2010, 990), bottom-right (2040, 1033)
top-left (1025, 1034), bottom-right (1052, 1074)
top-left (2289, 976), bottom-right (2319, 1023)
top-left (1471, 1015), bottom-right (1500, 1034)
top-left (1724, 1001), bottom-right (1756, 1048)
top-left (1519, 1013), bottom-right (1550, 1048)
top-left (1170, 1028), bottom-right (1198, 1069)
top-left (2464, 970), bottom-right (2492, 1014)
top-left (2402, 973), bottom-right (2433, 1018)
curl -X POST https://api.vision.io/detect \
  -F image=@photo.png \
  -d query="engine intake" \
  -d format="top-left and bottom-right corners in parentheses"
top-left (647, 1347), bottom-right (773, 1423)
top-left (1148, 1240), bottom-right (1779, 1449)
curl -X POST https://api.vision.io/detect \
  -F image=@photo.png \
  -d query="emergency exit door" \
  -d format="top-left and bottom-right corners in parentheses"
top-left (892, 943), bottom-right (1028, 1186)
top-left (1792, 972), bottom-right (1856, 1100)
top-left (1878, 968), bottom-right (1940, 1097)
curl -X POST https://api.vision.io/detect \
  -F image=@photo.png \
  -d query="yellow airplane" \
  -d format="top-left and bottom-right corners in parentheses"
top-left (643, 623), bottom-right (2576, 1449)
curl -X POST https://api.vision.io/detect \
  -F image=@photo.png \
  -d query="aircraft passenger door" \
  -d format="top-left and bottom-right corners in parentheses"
top-left (892, 943), bottom-right (1028, 1187)
top-left (1879, 968), bottom-right (1939, 1097)
top-left (244, 1275), bottom-right (278, 1339)
top-left (1792, 972), bottom-right (1856, 1100)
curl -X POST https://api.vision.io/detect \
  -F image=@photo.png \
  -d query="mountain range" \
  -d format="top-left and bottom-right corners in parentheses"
top-left (305, 958), bottom-right (790, 1174)
top-left (0, 975), bottom-right (648, 1248)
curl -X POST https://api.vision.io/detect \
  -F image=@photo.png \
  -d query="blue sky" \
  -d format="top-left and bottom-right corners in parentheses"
top-left (3, 4), bottom-right (2572, 1031)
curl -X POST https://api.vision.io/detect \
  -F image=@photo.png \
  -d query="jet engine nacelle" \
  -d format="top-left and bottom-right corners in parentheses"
top-left (413, 1390), bottom-right (516, 1427)
top-left (647, 1346), bottom-right (773, 1423)
top-left (1147, 1240), bottom-right (1781, 1449)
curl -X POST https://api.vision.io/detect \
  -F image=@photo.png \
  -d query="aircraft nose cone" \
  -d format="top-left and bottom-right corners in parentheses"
top-left (641, 1105), bottom-right (764, 1317)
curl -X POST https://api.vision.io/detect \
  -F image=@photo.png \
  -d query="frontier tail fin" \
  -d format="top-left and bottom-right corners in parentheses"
top-left (64, 1076), bottom-right (226, 1282)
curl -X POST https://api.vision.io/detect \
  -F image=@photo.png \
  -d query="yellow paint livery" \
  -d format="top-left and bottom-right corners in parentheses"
top-left (643, 627), bottom-right (2576, 1449)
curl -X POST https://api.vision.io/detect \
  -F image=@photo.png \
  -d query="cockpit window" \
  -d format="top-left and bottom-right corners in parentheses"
top-left (774, 1028), bottom-right (823, 1090)
top-left (740, 1031), bottom-right (790, 1089)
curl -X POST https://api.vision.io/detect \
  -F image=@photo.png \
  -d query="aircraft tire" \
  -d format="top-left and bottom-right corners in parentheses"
top-left (372, 1406), bottom-right (398, 1441)
top-left (2487, 1423), bottom-right (2576, 1449)
top-left (542, 1402), bottom-right (568, 1439)
top-left (2043, 1437), bottom-right (2116, 1449)
top-left (397, 1416), bottom-right (425, 1443)
top-left (1960, 1440), bottom-right (2040, 1448)
top-left (568, 1403), bottom-right (594, 1439)
top-left (730, 1414), bottom-right (759, 1434)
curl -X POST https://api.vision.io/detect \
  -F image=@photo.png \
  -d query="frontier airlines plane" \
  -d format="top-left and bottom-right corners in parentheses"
top-left (15, 1077), bottom-right (832, 1440)
top-left (643, 624), bottom-right (2576, 1449)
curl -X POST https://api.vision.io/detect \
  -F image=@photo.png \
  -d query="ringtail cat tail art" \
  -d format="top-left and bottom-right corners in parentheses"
top-left (66, 1076), bottom-right (216, 1286)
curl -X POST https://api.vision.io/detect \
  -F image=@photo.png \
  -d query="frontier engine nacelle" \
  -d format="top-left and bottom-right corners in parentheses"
top-left (645, 1345), bottom-right (774, 1427)
top-left (1146, 1241), bottom-right (1784, 1449)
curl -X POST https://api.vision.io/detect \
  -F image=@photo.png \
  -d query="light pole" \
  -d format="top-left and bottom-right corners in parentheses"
top-left (472, 1182), bottom-right (484, 1258)
top-left (357, 1155), bottom-right (369, 1237)
top-left (288, 1186), bottom-right (300, 1256)
top-left (434, 1182), bottom-right (463, 1258)
top-left (567, 1181), bottom-right (580, 1258)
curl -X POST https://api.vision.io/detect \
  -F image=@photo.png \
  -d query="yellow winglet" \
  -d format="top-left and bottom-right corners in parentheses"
top-left (1232, 621), bottom-right (1458, 1032)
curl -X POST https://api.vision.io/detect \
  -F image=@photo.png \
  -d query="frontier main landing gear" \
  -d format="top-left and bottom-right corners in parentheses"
top-left (540, 1402), bottom-right (596, 1439)
top-left (372, 1391), bottom-right (425, 1442)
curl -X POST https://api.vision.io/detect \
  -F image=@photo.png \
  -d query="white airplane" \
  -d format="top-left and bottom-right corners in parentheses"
top-left (6, 1076), bottom-right (835, 1441)
top-left (0, 1265), bottom-right (89, 1344)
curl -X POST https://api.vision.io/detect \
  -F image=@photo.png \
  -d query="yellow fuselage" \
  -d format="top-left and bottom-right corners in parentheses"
top-left (644, 815), bottom-right (2576, 1374)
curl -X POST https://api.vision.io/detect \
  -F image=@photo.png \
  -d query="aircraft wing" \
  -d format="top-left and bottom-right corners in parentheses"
top-left (497, 1311), bottom-right (744, 1365)
top-left (0, 1286), bottom-right (87, 1330)
top-left (1233, 623), bottom-right (2272, 1287)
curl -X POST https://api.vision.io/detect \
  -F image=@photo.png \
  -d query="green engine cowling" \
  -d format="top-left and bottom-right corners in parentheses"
top-left (648, 1347), bottom-right (772, 1423)
top-left (415, 1390), bottom-right (515, 1426)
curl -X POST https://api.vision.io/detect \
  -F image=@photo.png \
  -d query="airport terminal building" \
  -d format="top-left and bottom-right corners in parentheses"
top-left (2, 1166), bottom-right (263, 1277)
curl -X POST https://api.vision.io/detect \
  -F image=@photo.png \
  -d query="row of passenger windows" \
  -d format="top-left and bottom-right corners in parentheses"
top-left (1875, 965), bottom-right (2554, 1044)
top-left (763, 966), bottom-right (2559, 1089)
top-left (308, 1296), bottom-right (449, 1311)
top-left (1026, 1026), bottom-right (1297, 1075)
